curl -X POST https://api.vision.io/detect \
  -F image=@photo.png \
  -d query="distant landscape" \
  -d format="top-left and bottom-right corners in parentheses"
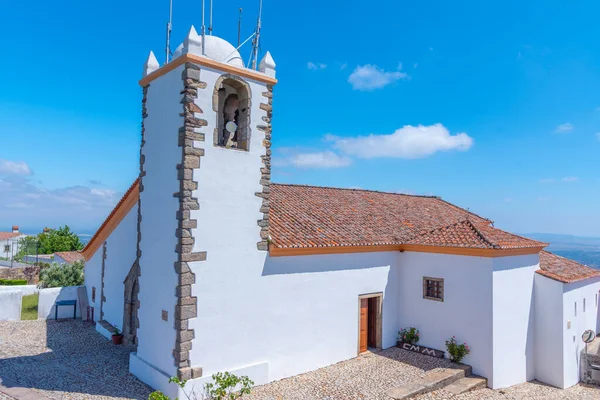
top-left (524, 233), bottom-right (600, 269)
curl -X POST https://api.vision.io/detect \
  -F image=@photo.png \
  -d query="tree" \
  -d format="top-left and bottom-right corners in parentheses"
top-left (37, 226), bottom-right (84, 254)
top-left (39, 261), bottom-right (84, 288)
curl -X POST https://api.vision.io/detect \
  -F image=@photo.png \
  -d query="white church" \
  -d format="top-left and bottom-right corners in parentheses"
top-left (80, 24), bottom-right (600, 398)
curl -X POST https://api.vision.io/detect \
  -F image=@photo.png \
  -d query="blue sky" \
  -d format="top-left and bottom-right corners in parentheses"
top-left (1, 0), bottom-right (600, 236)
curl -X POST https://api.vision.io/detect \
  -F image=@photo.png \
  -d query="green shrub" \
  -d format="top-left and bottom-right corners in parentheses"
top-left (0, 279), bottom-right (28, 285)
top-left (148, 373), bottom-right (254, 400)
top-left (39, 261), bottom-right (84, 288)
top-left (445, 336), bottom-right (470, 363)
top-left (398, 327), bottom-right (420, 345)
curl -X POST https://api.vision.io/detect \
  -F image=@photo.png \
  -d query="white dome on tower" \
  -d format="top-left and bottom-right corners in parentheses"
top-left (174, 26), bottom-right (244, 68)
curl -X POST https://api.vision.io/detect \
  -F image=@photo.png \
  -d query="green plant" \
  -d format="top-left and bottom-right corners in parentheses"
top-left (0, 279), bottom-right (28, 285)
top-left (445, 336), bottom-right (470, 363)
top-left (39, 261), bottom-right (84, 288)
top-left (148, 373), bottom-right (254, 400)
top-left (113, 328), bottom-right (121, 336)
top-left (204, 372), bottom-right (253, 400)
top-left (398, 327), bottom-right (420, 344)
top-left (148, 391), bottom-right (170, 400)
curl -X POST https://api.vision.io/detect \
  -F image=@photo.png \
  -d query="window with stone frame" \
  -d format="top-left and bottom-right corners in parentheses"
top-left (214, 77), bottom-right (250, 151)
top-left (423, 277), bottom-right (444, 302)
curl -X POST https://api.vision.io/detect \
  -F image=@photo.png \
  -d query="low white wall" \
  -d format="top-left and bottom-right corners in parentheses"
top-left (38, 286), bottom-right (83, 319)
top-left (0, 285), bottom-right (38, 296)
top-left (0, 290), bottom-right (22, 321)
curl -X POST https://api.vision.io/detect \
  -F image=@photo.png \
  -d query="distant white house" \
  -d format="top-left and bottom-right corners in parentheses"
top-left (0, 226), bottom-right (27, 261)
top-left (79, 29), bottom-right (600, 399)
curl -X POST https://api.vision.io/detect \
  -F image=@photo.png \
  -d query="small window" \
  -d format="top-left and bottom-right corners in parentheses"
top-left (92, 287), bottom-right (96, 302)
top-left (575, 302), bottom-right (577, 317)
top-left (423, 277), bottom-right (444, 302)
top-left (584, 298), bottom-right (586, 313)
top-left (3, 245), bottom-right (9, 252)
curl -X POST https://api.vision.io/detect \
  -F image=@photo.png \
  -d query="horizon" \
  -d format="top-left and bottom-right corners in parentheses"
top-left (1, 0), bottom-right (600, 236)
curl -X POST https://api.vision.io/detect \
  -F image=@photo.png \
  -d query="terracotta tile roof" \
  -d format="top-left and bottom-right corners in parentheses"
top-left (54, 251), bottom-right (85, 264)
top-left (82, 179), bottom-right (140, 260)
top-left (269, 183), bottom-right (515, 249)
top-left (537, 250), bottom-right (600, 283)
top-left (406, 219), bottom-right (544, 249)
top-left (0, 232), bottom-right (21, 241)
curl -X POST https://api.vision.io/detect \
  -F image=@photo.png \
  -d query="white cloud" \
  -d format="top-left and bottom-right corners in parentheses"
top-left (562, 176), bottom-right (579, 182)
top-left (348, 64), bottom-right (408, 91)
top-left (0, 159), bottom-right (32, 176)
top-left (0, 177), bottom-right (123, 232)
top-left (330, 124), bottom-right (473, 159)
top-left (554, 123), bottom-right (573, 133)
top-left (307, 62), bottom-right (327, 70)
top-left (276, 150), bottom-right (352, 169)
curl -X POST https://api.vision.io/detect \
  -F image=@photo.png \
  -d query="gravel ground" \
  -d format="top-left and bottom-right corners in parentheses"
top-left (244, 347), bottom-right (456, 400)
top-left (244, 347), bottom-right (600, 400)
top-left (0, 320), bottom-right (153, 400)
top-left (416, 380), bottom-right (600, 400)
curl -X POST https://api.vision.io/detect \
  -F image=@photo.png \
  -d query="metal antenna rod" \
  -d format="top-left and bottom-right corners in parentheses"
top-left (251, 0), bottom-right (263, 70)
top-left (209, 0), bottom-right (213, 35)
top-left (165, 0), bottom-right (173, 64)
top-left (237, 8), bottom-right (243, 47)
top-left (201, 0), bottom-right (206, 55)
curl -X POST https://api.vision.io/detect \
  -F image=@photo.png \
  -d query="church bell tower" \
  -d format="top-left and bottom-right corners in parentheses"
top-left (130, 25), bottom-right (276, 396)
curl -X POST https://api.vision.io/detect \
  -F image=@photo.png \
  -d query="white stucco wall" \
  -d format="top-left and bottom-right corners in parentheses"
top-left (0, 285), bottom-right (38, 296)
top-left (84, 247), bottom-right (103, 322)
top-left (102, 206), bottom-right (138, 331)
top-left (491, 254), bottom-right (538, 389)
top-left (134, 63), bottom-right (183, 382)
top-left (562, 276), bottom-right (600, 388)
top-left (190, 250), bottom-right (400, 384)
top-left (397, 252), bottom-right (493, 383)
top-left (534, 273), bottom-right (565, 388)
top-left (38, 286), bottom-right (82, 319)
top-left (0, 290), bottom-right (22, 321)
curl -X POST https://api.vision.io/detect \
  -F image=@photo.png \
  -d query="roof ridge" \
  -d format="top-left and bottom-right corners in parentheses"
top-left (271, 182), bottom-right (441, 199)
top-left (82, 178), bottom-right (140, 259)
top-left (464, 219), bottom-right (499, 249)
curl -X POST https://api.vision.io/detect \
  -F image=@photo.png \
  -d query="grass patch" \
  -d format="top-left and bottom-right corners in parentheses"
top-left (21, 293), bottom-right (39, 320)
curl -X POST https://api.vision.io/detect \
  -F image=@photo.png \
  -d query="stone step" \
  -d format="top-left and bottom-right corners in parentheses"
top-left (444, 376), bottom-right (488, 396)
top-left (385, 365), bottom-right (471, 400)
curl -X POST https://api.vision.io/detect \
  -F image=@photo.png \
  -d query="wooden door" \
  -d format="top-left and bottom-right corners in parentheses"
top-left (368, 297), bottom-right (377, 348)
top-left (359, 298), bottom-right (368, 353)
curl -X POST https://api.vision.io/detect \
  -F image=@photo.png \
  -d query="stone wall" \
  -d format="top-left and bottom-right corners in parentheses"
top-left (0, 266), bottom-right (39, 284)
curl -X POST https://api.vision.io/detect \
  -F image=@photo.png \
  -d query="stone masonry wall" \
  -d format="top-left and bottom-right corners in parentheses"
top-left (256, 84), bottom-right (273, 251)
top-left (173, 62), bottom-right (207, 380)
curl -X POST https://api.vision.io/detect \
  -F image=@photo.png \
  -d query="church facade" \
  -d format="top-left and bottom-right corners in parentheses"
top-left (81, 27), bottom-right (600, 398)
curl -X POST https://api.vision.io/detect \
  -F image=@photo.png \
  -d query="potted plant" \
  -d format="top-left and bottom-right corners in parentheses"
top-left (398, 327), bottom-right (420, 345)
top-left (445, 336), bottom-right (470, 363)
top-left (112, 328), bottom-right (124, 345)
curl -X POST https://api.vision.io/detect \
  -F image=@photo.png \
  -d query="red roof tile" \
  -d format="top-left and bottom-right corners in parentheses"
top-left (406, 219), bottom-right (544, 249)
top-left (0, 232), bottom-right (21, 241)
top-left (537, 250), bottom-right (600, 283)
top-left (269, 184), bottom-right (542, 250)
top-left (54, 251), bottom-right (85, 264)
top-left (82, 179), bottom-right (140, 260)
